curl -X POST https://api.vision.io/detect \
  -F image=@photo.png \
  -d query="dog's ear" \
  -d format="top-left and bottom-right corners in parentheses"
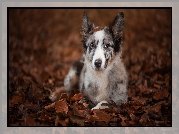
top-left (81, 12), bottom-right (94, 42)
top-left (109, 12), bottom-right (124, 53)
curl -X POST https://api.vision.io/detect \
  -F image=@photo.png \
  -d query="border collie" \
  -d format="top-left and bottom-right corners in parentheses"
top-left (50, 12), bottom-right (128, 110)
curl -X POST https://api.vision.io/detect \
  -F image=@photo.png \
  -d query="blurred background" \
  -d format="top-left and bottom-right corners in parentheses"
top-left (8, 8), bottom-right (171, 126)
top-left (9, 9), bottom-right (171, 80)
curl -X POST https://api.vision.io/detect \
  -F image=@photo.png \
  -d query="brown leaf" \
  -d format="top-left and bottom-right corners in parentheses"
top-left (165, 73), bottom-right (170, 87)
top-left (70, 93), bottom-right (83, 101)
top-left (130, 97), bottom-right (147, 106)
top-left (55, 100), bottom-right (68, 114)
top-left (29, 68), bottom-right (38, 81)
top-left (39, 70), bottom-right (49, 83)
top-left (138, 98), bottom-right (148, 105)
top-left (153, 90), bottom-right (163, 100)
top-left (108, 117), bottom-right (121, 126)
top-left (156, 80), bottom-right (165, 85)
top-left (148, 110), bottom-right (160, 120)
top-left (55, 116), bottom-right (69, 126)
top-left (132, 106), bottom-right (141, 110)
top-left (22, 64), bottom-right (29, 74)
top-left (128, 121), bottom-right (136, 126)
top-left (60, 118), bottom-right (69, 126)
top-left (86, 114), bottom-right (98, 123)
top-left (60, 93), bottom-right (69, 100)
top-left (163, 89), bottom-right (169, 98)
top-left (135, 72), bottom-right (143, 86)
top-left (103, 107), bottom-right (120, 114)
top-left (119, 115), bottom-right (128, 126)
top-left (24, 114), bottom-right (36, 126)
top-left (70, 115), bottom-right (85, 126)
top-left (129, 113), bottom-right (139, 122)
top-left (154, 84), bottom-right (161, 89)
top-left (9, 95), bottom-right (22, 105)
top-left (72, 102), bottom-right (89, 118)
top-left (138, 84), bottom-right (148, 94)
top-left (38, 114), bottom-right (52, 123)
top-left (144, 79), bottom-right (148, 88)
top-left (55, 116), bottom-right (59, 126)
top-left (139, 113), bottom-right (149, 125)
top-left (18, 77), bottom-right (29, 90)
top-left (131, 74), bottom-right (139, 81)
top-left (74, 109), bottom-right (85, 118)
top-left (151, 103), bottom-right (161, 113)
top-left (94, 121), bottom-right (107, 126)
top-left (151, 73), bottom-right (158, 84)
top-left (30, 83), bottom-right (43, 100)
top-left (92, 110), bottom-right (112, 123)
top-left (67, 110), bottom-right (74, 117)
top-left (44, 102), bottom-right (55, 109)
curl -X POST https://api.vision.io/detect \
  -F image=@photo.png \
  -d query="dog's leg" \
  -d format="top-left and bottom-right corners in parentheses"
top-left (63, 67), bottom-right (78, 93)
top-left (64, 59), bottom-right (84, 92)
top-left (49, 59), bottom-right (84, 102)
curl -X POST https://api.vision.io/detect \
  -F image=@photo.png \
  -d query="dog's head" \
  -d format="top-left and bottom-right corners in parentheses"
top-left (81, 12), bottom-right (124, 71)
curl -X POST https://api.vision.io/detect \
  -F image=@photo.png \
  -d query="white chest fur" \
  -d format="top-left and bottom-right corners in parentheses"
top-left (80, 59), bottom-right (114, 103)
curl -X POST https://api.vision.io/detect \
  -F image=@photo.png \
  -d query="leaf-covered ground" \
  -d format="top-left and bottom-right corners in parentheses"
top-left (8, 9), bottom-right (171, 126)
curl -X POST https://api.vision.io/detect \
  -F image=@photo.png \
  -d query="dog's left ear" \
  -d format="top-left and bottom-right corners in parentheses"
top-left (109, 12), bottom-right (124, 53)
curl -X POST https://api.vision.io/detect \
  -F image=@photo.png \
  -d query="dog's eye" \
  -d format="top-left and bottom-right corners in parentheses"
top-left (104, 44), bottom-right (110, 49)
top-left (90, 43), bottom-right (95, 48)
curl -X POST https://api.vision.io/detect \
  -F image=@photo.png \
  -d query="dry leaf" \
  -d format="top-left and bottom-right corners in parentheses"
top-left (70, 93), bottom-right (83, 101)
top-left (55, 100), bottom-right (69, 114)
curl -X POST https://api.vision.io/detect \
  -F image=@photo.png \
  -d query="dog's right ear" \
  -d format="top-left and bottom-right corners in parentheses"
top-left (81, 12), bottom-right (94, 43)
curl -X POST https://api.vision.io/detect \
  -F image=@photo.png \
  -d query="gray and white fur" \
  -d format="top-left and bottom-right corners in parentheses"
top-left (51, 12), bottom-right (128, 110)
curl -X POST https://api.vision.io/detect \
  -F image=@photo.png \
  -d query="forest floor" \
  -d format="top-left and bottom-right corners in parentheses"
top-left (8, 9), bottom-right (171, 126)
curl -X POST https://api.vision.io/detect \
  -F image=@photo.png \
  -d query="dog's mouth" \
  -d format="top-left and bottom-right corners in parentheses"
top-left (94, 67), bottom-right (104, 71)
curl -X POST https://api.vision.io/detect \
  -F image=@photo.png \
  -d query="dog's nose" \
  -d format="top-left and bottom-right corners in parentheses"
top-left (94, 59), bottom-right (102, 68)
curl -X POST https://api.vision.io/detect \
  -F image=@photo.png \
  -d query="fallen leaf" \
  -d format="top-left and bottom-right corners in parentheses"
top-left (151, 103), bottom-right (161, 113)
top-left (154, 84), bottom-right (161, 89)
top-left (55, 116), bottom-right (69, 126)
top-left (163, 89), bottom-right (169, 98)
top-left (108, 117), bottom-right (121, 126)
top-left (44, 102), bottom-right (55, 109)
top-left (70, 115), bottom-right (85, 126)
top-left (38, 114), bottom-right (52, 123)
top-left (139, 113), bottom-right (149, 125)
top-left (9, 95), bottom-right (22, 105)
top-left (153, 90), bottom-right (163, 100)
top-left (70, 93), bottom-right (83, 101)
top-left (39, 70), bottom-right (50, 83)
top-left (165, 73), bottom-right (170, 87)
top-left (24, 114), bottom-right (36, 126)
top-left (129, 113), bottom-right (139, 122)
top-left (60, 93), bottom-right (69, 101)
top-left (92, 110), bottom-right (112, 123)
top-left (55, 100), bottom-right (68, 114)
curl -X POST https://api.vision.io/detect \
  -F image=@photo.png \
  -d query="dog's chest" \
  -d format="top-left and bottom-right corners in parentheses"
top-left (80, 68), bottom-right (109, 102)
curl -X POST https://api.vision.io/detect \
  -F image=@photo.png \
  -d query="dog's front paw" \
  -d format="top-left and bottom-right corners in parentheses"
top-left (91, 101), bottom-right (109, 110)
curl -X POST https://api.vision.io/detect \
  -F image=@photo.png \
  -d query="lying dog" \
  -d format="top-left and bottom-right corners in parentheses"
top-left (50, 12), bottom-right (128, 110)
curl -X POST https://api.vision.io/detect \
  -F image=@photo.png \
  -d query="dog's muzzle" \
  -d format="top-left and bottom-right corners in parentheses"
top-left (94, 59), bottom-right (102, 69)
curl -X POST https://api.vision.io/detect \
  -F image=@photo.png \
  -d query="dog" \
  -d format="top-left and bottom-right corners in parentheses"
top-left (49, 12), bottom-right (128, 110)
